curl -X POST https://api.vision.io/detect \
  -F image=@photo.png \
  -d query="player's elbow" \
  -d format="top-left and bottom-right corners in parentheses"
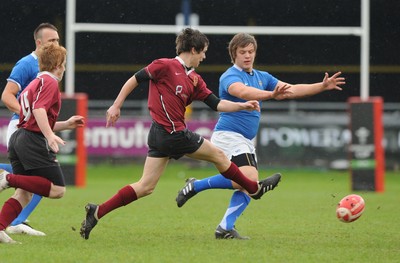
top-left (1, 92), bottom-right (7, 104)
top-left (1, 92), bottom-right (15, 109)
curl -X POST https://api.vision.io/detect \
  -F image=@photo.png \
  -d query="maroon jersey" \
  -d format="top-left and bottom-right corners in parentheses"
top-left (145, 57), bottom-right (212, 133)
top-left (18, 72), bottom-right (61, 133)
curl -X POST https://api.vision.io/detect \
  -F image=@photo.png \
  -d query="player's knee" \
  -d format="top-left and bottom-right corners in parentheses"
top-left (142, 185), bottom-right (155, 196)
top-left (135, 183), bottom-right (156, 197)
top-left (49, 185), bottom-right (66, 199)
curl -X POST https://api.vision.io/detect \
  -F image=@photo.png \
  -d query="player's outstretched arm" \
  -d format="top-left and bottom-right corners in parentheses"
top-left (275, 72), bottom-right (346, 99)
top-left (217, 99), bottom-right (260, 112)
top-left (228, 82), bottom-right (292, 101)
top-left (53, 115), bottom-right (85, 132)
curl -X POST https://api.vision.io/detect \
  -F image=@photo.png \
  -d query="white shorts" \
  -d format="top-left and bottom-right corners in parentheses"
top-left (211, 131), bottom-right (257, 160)
top-left (7, 119), bottom-right (19, 148)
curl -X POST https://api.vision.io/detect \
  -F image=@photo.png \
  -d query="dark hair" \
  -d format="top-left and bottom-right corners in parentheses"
top-left (33, 23), bottom-right (58, 41)
top-left (228, 33), bottom-right (258, 64)
top-left (175, 28), bottom-right (209, 55)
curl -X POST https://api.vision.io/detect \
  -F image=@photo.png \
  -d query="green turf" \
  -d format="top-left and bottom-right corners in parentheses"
top-left (1, 162), bottom-right (399, 263)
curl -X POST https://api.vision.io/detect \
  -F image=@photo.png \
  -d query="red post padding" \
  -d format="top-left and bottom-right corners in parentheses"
top-left (348, 96), bottom-right (385, 192)
top-left (61, 93), bottom-right (88, 188)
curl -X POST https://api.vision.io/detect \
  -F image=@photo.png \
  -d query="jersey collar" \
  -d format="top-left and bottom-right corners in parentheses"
top-left (233, 64), bottom-right (254, 76)
top-left (38, 71), bottom-right (61, 82)
top-left (175, 56), bottom-right (194, 73)
top-left (31, 51), bottom-right (38, 60)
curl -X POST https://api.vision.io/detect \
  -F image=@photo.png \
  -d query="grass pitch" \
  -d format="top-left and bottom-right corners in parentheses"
top-left (0, 161), bottom-right (399, 263)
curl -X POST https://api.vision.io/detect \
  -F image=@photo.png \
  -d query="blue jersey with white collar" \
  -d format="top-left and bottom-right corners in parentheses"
top-left (214, 65), bottom-right (278, 140)
top-left (6, 52), bottom-right (39, 120)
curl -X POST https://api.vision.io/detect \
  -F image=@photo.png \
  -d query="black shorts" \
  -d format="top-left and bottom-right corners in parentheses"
top-left (8, 128), bottom-right (65, 186)
top-left (147, 122), bottom-right (204, 160)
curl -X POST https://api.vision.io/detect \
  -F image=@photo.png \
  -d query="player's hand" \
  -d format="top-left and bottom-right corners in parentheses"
top-left (46, 133), bottom-right (65, 153)
top-left (106, 105), bottom-right (121, 127)
top-left (272, 83), bottom-right (293, 100)
top-left (241, 100), bottom-right (260, 112)
top-left (322, 72), bottom-right (346, 91)
top-left (66, 115), bottom-right (85, 129)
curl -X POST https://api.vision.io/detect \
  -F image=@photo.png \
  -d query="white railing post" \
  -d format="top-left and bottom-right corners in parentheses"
top-left (65, 0), bottom-right (76, 96)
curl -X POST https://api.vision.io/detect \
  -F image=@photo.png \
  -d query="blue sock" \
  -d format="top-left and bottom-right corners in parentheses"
top-left (10, 194), bottom-right (43, 226)
top-left (0, 163), bottom-right (13, 173)
top-left (193, 174), bottom-right (234, 192)
top-left (219, 191), bottom-right (250, 230)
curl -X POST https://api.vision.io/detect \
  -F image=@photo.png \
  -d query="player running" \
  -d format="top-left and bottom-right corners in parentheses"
top-left (79, 28), bottom-right (282, 240)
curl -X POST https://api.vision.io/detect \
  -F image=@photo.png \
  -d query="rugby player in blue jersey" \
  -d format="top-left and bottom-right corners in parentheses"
top-left (0, 23), bottom-right (59, 236)
top-left (176, 33), bottom-right (345, 239)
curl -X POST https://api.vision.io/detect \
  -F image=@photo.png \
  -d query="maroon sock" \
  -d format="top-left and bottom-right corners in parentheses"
top-left (6, 174), bottom-right (52, 197)
top-left (221, 162), bottom-right (258, 194)
top-left (0, 198), bottom-right (22, 230)
top-left (97, 185), bottom-right (137, 219)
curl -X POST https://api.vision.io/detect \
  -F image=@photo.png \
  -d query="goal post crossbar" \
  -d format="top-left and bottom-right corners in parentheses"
top-left (71, 23), bottom-right (363, 36)
top-left (66, 0), bottom-right (369, 99)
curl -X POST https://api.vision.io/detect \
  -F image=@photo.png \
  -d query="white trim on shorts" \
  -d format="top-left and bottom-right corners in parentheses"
top-left (211, 130), bottom-right (257, 160)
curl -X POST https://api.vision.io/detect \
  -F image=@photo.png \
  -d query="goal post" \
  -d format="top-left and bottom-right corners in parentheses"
top-left (65, 0), bottom-right (370, 99)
